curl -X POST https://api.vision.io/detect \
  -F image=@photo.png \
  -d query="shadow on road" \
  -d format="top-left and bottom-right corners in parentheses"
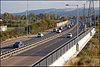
top-left (1, 45), bottom-right (13, 50)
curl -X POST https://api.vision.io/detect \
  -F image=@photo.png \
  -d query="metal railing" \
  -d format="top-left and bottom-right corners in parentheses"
top-left (0, 24), bottom-right (78, 60)
top-left (32, 27), bottom-right (94, 66)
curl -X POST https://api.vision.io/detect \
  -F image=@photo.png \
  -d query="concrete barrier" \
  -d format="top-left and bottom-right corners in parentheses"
top-left (1, 24), bottom-right (78, 60)
top-left (50, 28), bottom-right (96, 66)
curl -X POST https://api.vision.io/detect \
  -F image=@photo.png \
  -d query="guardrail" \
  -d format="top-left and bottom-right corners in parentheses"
top-left (32, 27), bottom-right (94, 66)
top-left (0, 24), bottom-right (78, 60)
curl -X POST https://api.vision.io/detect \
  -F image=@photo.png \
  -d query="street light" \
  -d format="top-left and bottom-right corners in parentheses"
top-left (65, 4), bottom-right (79, 51)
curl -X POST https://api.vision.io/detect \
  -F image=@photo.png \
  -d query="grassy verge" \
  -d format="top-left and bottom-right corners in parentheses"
top-left (0, 19), bottom-right (56, 42)
top-left (64, 23), bottom-right (100, 66)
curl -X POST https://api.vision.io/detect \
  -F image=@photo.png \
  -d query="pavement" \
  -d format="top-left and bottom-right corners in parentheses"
top-left (1, 23), bottom-right (82, 66)
top-left (0, 27), bottom-right (54, 48)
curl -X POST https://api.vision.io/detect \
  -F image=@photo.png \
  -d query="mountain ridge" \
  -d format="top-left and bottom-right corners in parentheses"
top-left (13, 7), bottom-right (99, 16)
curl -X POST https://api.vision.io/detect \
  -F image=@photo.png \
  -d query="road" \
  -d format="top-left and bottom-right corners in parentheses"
top-left (1, 21), bottom-right (74, 53)
top-left (1, 19), bottom-right (76, 48)
top-left (0, 26), bottom-right (58, 48)
top-left (1, 21), bottom-right (82, 66)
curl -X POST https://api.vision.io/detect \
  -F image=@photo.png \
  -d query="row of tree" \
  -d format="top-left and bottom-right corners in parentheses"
top-left (1, 12), bottom-right (66, 26)
top-left (1, 12), bottom-right (68, 41)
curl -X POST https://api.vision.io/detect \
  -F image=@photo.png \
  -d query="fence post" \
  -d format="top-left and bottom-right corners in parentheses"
top-left (76, 43), bottom-right (79, 51)
top-left (90, 31), bottom-right (92, 36)
top-left (46, 58), bottom-right (47, 66)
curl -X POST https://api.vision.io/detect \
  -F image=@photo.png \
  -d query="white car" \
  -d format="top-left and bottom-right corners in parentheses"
top-left (56, 29), bottom-right (62, 33)
top-left (67, 33), bottom-right (73, 38)
top-left (67, 25), bottom-right (71, 29)
top-left (37, 33), bottom-right (44, 37)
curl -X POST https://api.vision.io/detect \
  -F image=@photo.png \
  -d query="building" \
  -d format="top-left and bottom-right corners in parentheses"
top-left (0, 26), bottom-right (7, 32)
top-left (56, 20), bottom-right (69, 27)
top-left (57, 20), bottom-right (68, 27)
top-left (0, 19), bottom-right (7, 31)
top-left (0, 19), bottom-right (3, 22)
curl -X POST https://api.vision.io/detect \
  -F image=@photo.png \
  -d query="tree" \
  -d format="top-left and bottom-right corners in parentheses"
top-left (2, 12), bottom-right (14, 21)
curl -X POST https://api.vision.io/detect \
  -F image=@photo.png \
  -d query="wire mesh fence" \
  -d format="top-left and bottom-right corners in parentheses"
top-left (32, 27), bottom-right (93, 67)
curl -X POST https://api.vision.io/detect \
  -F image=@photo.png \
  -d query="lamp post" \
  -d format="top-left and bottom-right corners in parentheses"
top-left (66, 4), bottom-right (79, 46)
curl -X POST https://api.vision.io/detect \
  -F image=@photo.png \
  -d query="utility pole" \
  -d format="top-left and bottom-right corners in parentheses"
top-left (26, 0), bottom-right (29, 35)
top-left (83, 4), bottom-right (86, 31)
top-left (88, 0), bottom-right (95, 28)
top-left (66, 4), bottom-right (79, 51)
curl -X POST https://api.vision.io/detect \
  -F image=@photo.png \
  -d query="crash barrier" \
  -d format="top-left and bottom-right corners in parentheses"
top-left (0, 24), bottom-right (78, 60)
top-left (32, 27), bottom-right (95, 66)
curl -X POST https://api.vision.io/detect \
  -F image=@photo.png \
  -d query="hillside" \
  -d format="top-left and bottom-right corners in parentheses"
top-left (13, 8), bottom-right (99, 16)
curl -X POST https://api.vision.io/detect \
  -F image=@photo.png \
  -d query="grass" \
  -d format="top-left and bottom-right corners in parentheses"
top-left (7, 27), bottom-right (15, 31)
top-left (64, 22), bottom-right (100, 66)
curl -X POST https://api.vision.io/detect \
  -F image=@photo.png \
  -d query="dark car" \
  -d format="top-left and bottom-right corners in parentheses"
top-left (67, 33), bottom-right (73, 38)
top-left (13, 41), bottom-right (23, 48)
top-left (59, 27), bottom-right (63, 30)
top-left (53, 28), bottom-right (58, 32)
top-left (56, 29), bottom-right (62, 33)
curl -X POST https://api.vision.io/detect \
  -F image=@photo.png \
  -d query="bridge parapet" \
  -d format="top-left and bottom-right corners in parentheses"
top-left (32, 27), bottom-right (96, 66)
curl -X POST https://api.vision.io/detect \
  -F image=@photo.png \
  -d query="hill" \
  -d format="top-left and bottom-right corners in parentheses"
top-left (13, 8), bottom-right (99, 16)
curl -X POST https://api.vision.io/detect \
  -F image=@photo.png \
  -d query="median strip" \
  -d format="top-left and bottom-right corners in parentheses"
top-left (0, 24), bottom-right (78, 60)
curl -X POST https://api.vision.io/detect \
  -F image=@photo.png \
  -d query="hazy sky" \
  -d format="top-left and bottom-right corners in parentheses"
top-left (1, 1), bottom-right (99, 14)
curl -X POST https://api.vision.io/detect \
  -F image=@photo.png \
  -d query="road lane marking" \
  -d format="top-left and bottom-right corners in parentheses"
top-left (0, 24), bottom-right (78, 60)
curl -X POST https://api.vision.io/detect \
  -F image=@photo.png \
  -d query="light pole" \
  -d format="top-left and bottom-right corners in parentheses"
top-left (66, 4), bottom-right (79, 45)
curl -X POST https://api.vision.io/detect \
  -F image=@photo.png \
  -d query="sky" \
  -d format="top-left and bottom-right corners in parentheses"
top-left (1, 1), bottom-right (99, 14)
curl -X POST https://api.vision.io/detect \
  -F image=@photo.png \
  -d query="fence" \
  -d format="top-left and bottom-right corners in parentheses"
top-left (32, 27), bottom-right (94, 66)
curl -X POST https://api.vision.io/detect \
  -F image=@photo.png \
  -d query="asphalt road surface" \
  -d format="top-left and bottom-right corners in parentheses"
top-left (1, 21), bottom-right (74, 53)
top-left (1, 22), bottom-right (82, 66)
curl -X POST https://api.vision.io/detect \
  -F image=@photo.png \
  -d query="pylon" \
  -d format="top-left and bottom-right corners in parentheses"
top-left (87, 0), bottom-right (95, 27)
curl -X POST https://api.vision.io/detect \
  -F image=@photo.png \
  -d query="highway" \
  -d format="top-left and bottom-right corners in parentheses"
top-left (1, 20), bottom-right (83, 66)
top-left (0, 27), bottom-right (56, 48)
top-left (1, 20), bottom-right (75, 54)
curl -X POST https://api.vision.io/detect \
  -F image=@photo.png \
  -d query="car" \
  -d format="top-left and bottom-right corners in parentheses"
top-left (56, 29), bottom-right (62, 33)
top-left (53, 28), bottom-right (58, 32)
top-left (37, 33), bottom-right (44, 37)
top-left (13, 41), bottom-right (23, 48)
top-left (65, 24), bottom-right (67, 27)
top-left (59, 27), bottom-right (63, 30)
top-left (70, 24), bottom-right (72, 27)
top-left (67, 33), bottom-right (73, 38)
top-left (71, 23), bottom-right (74, 26)
top-left (67, 25), bottom-right (71, 29)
